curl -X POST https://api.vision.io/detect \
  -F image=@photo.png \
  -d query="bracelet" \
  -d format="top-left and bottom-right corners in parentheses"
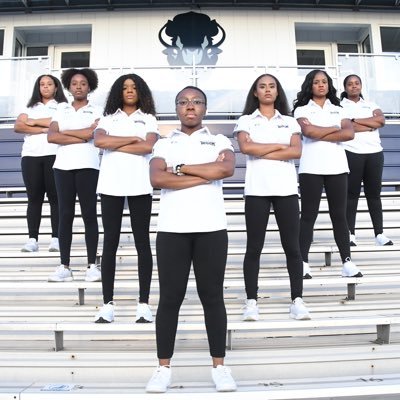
top-left (175, 164), bottom-right (185, 176)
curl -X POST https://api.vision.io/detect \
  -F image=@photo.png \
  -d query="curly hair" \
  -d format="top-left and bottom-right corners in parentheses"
top-left (293, 69), bottom-right (340, 112)
top-left (27, 74), bottom-right (67, 108)
top-left (340, 74), bottom-right (364, 100)
top-left (103, 74), bottom-right (156, 116)
top-left (175, 86), bottom-right (208, 107)
top-left (242, 73), bottom-right (290, 116)
top-left (61, 68), bottom-right (98, 92)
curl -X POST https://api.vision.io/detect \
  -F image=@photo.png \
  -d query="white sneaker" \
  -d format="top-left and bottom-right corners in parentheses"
top-left (211, 365), bottom-right (237, 392)
top-left (342, 258), bottom-right (363, 277)
top-left (136, 302), bottom-right (153, 323)
top-left (303, 261), bottom-right (312, 279)
top-left (94, 301), bottom-right (114, 323)
top-left (289, 297), bottom-right (311, 320)
top-left (145, 366), bottom-right (171, 393)
top-left (85, 264), bottom-right (101, 282)
top-left (242, 299), bottom-right (259, 321)
top-left (350, 234), bottom-right (357, 246)
top-left (48, 265), bottom-right (73, 282)
top-left (21, 238), bottom-right (38, 252)
top-left (375, 233), bottom-right (393, 246)
top-left (48, 237), bottom-right (59, 252)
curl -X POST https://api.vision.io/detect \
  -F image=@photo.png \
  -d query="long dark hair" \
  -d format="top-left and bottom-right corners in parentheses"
top-left (293, 69), bottom-right (340, 111)
top-left (242, 73), bottom-right (290, 116)
top-left (26, 74), bottom-right (67, 108)
top-left (340, 74), bottom-right (364, 100)
top-left (103, 74), bottom-right (156, 116)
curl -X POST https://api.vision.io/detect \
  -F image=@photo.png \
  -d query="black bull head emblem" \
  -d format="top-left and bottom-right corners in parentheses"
top-left (158, 11), bottom-right (226, 65)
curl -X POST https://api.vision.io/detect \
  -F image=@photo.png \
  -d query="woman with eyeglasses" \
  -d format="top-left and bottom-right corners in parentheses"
top-left (293, 69), bottom-right (363, 279)
top-left (340, 74), bottom-right (392, 247)
top-left (235, 73), bottom-right (310, 322)
top-left (14, 74), bottom-right (67, 253)
top-left (93, 74), bottom-right (159, 324)
top-left (145, 86), bottom-right (237, 394)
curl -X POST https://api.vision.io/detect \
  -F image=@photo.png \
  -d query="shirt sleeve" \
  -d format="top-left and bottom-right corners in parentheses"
top-left (96, 115), bottom-right (110, 133)
top-left (287, 116), bottom-right (302, 133)
top-left (151, 137), bottom-right (168, 161)
top-left (145, 115), bottom-right (160, 136)
top-left (51, 103), bottom-right (65, 123)
top-left (216, 134), bottom-right (234, 153)
top-left (293, 106), bottom-right (307, 120)
top-left (232, 115), bottom-right (250, 138)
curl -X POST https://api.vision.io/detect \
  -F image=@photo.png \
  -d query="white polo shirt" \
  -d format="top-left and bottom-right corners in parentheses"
top-left (233, 109), bottom-right (300, 196)
top-left (51, 102), bottom-right (102, 171)
top-left (96, 109), bottom-right (159, 196)
top-left (152, 127), bottom-right (234, 233)
top-left (21, 100), bottom-right (59, 157)
top-left (294, 99), bottom-right (349, 175)
top-left (340, 97), bottom-right (383, 154)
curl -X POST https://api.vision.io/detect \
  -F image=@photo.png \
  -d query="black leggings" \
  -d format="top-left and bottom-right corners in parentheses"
top-left (100, 194), bottom-right (153, 304)
top-left (243, 195), bottom-right (303, 301)
top-left (299, 173), bottom-right (350, 263)
top-left (346, 151), bottom-right (384, 236)
top-left (54, 168), bottom-right (99, 266)
top-left (21, 155), bottom-right (58, 239)
top-left (155, 230), bottom-right (228, 360)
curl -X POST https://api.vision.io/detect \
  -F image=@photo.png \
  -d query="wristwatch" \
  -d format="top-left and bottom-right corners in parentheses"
top-left (174, 164), bottom-right (185, 176)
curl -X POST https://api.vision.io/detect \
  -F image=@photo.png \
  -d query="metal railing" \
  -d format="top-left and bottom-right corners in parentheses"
top-left (0, 53), bottom-right (399, 120)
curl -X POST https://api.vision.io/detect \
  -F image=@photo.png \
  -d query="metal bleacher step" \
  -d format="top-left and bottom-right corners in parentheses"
top-left (0, 184), bottom-right (400, 397)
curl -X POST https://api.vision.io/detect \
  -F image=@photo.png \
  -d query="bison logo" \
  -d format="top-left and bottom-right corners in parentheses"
top-left (159, 11), bottom-right (226, 66)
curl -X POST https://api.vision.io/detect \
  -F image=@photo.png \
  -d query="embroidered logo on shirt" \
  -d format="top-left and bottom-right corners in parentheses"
top-left (135, 120), bottom-right (146, 125)
top-left (277, 124), bottom-right (289, 128)
top-left (200, 141), bottom-right (215, 146)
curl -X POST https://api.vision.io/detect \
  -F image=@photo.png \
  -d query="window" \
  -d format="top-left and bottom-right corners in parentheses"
top-left (14, 38), bottom-right (23, 57)
top-left (337, 44), bottom-right (358, 53)
top-left (0, 30), bottom-right (4, 55)
top-left (61, 51), bottom-right (90, 68)
top-left (362, 35), bottom-right (371, 53)
top-left (296, 49), bottom-right (325, 66)
top-left (380, 27), bottom-right (400, 52)
top-left (26, 46), bottom-right (48, 57)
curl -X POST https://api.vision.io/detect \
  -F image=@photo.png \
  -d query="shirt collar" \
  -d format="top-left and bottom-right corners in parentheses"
top-left (309, 98), bottom-right (333, 107)
top-left (342, 97), bottom-right (365, 104)
top-left (250, 108), bottom-right (283, 120)
top-left (112, 108), bottom-right (145, 117)
top-left (169, 126), bottom-right (211, 138)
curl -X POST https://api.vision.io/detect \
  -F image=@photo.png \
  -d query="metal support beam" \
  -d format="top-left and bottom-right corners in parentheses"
top-left (54, 331), bottom-right (64, 352)
top-left (347, 283), bottom-right (356, 300)
top-left (78, 288), bottom-right (85, 306)
top-left (376, 324), bottom-right (391, 344)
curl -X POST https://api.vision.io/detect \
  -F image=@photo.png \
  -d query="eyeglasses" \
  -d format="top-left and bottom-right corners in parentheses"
top-left (176, 98), bottom-right (206, 107)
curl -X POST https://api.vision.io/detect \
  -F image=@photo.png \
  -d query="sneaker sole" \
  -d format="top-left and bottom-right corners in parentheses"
top-left (216, 385), bottom-right (237, 392)
top-left (341, 272), bottom-right (363, 278)
top-left (242, 316), bottom-right (259, 321)
top-left (290, 313), bottom-right (311, 320)
top-left (48, 248), bottom-right (59, 252)
top-left (85, 277), bottom-right (102, 282)
top-left (303, 274), bottom-right (312, 279)
top-left (21, 249), bottom-right (38, 252)
top-left (145, 387), bottom-right (168, 393)
top-left (136, 317), bottom-right (153, 323)
top-left (95, 317), bottom-right (113, 323)
top-left (48, 277), bottom-right (74, 282)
